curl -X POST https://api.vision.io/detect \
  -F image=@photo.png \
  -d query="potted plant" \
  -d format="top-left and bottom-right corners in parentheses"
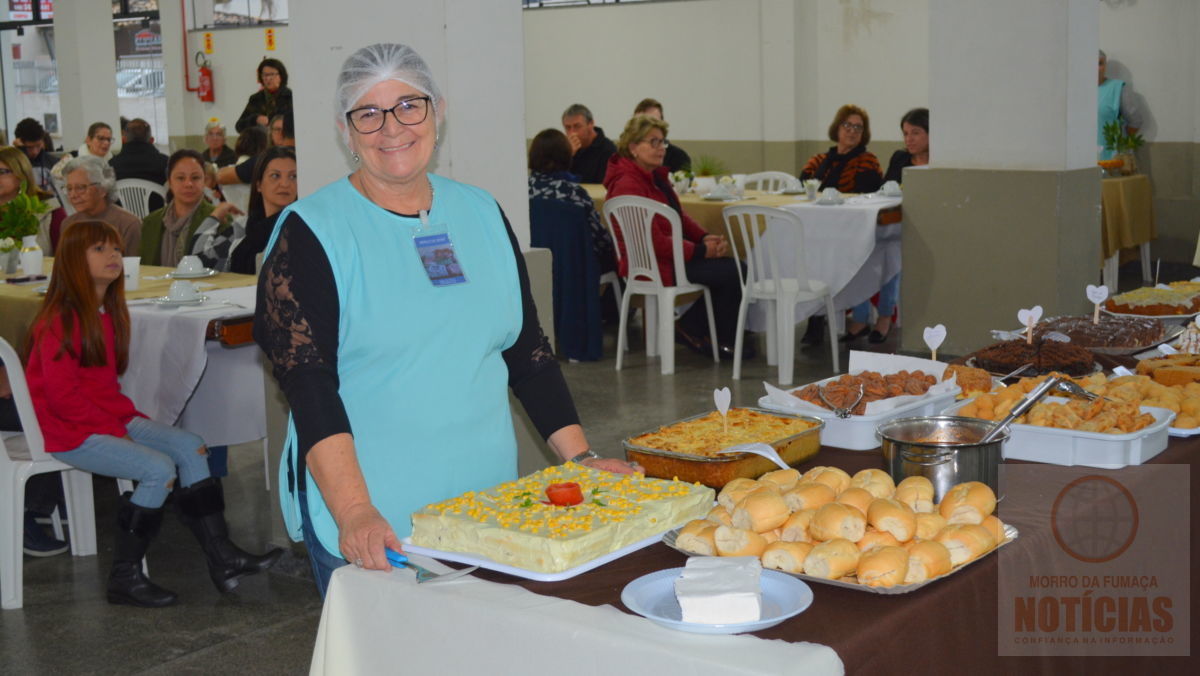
top-left (1101, 120), bottom-right (1145, 175)
top-left (689, 156), bottom-right (728, 195)
top-left (0, 181), bottom-right (49, 274)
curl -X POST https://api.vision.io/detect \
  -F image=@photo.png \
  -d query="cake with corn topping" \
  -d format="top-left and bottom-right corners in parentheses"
top-left (410, 464), bottom-right (714, 573)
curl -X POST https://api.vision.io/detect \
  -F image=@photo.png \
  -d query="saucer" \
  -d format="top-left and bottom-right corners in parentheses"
top-left (168, 268), bottom-right (217, 279)
top-left (153, 295), bottom-right (208, 307)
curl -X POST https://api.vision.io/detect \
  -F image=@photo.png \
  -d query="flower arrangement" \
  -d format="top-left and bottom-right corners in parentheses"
top-left (0, 181), bottom-right (48, 252)
top-left (690, 155), bottom-right (728, 178)
top-left (1101, 120), bottom-right (1144, 156)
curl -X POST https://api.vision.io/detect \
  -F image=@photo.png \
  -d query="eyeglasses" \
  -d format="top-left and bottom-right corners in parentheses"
top-left (65, 182), bottom-right (99, 194)
top-left (261, 71), bottom-right (281, 80)
top-left (345, 97), bottom-right (432, 134)
top-left (92, 136), bottom-right (113, 143)
top-left (841, 122), bottom-right (864, 132)
top-left (642, 137), bottom-right (670, 149)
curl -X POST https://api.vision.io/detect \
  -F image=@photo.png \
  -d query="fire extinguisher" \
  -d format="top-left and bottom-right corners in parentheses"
top-left (196, 52), bottom-right (215, 102)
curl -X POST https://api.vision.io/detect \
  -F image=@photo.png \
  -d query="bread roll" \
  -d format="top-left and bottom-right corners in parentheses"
top-left (761, 528), bottom-right (782, 544)
top-left (981, 514), bottom-right (1006, 544)
top-left (867, 498), bottom-right (917, 542)
top-left (804, 466), bottom-right (851, 494)
top-left (914, 512), bottom-right (948, 541)
top-left (835, 487), bottom-right (874, 517)
top-left (939, 481), bottom-right (997, 525)
top-left (705, 505), bottom-right (734, 527)
top-left (809, 503), bottom-right (867, 542)
top-left (779, 509), bottom-right (815, 543)
top-left (904, 540), bottom-right (952, 584)
top-left (857, 545), bottom-right (910, 587)
top-left (783, 481), bottom-right (836, 512)
top-left (717, 478), bottom-right (763, 511)
top-left (895, 476), bottom-right (935, 513)
top-left (851, 468), bottom-right (896, 499)
top-left (803, 538), bottom-right (859, 580)
top-left (676, 520), bottom-right (718, 556)
top-left (713, 525), bottom-right (768, 557)
top-left (732, 489), bottom-right (790, 533)
top-left (761, 541), bottom-right (813, 574)
top-left (856, 528), bottom-right (901, 552)
top-left (759, 468), bottom-right (802, 492)
top-left (934, 524), bottom-right (996, 566)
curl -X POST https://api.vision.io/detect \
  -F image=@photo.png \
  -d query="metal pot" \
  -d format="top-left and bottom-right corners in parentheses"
top-left (877, 416), bottom-right (1006, 502)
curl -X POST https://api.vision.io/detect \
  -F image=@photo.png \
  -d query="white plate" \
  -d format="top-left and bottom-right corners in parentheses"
top-left (621, 567), bottom-right (813, 634)
top-left (814, 198), bottom-right (844, 206)
top-left (152, 295), bottom-right (208, 307)
top-left (168, 268), bottom-right (217, 279)
top-left (1168, 425), bottom-right (1200, 437)
top-left (34, 285), bottom-right (48, 295)
top-left (400, 530), bottom-right (668, 583)
top-left (702, 195), bottom-right (738, 202)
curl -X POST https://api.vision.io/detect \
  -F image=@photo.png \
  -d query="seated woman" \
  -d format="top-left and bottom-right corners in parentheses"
top-left (227, 146), bottom-right (297, 274)
top-left (24, 221), bottom-right (281, 607)
top-left (800, 105), bottom-right (883, 345)
top-left (846, 107), bottom-right (929, 344)
top-left (602, 115), bottom-right (750, 360)
top-left (61, 155), bottom-right (143, 254)
top-left (139, 149), bottom-right (241, 267)
top-left (0, 145), bottom-right (57, 253)
top-left (528, 129), bottom-right (616, 274)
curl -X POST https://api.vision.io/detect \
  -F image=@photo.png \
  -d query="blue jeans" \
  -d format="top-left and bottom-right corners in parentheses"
top-left (54, 417), bottom-right (208, 509)
top-left (852, 274), bottom-right (900, 325)
top-left (298, 490), bottom-right (347, 599)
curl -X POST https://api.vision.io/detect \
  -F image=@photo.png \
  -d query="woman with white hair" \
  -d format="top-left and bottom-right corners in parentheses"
top-left (201, 120), bottom-right (237, 168)
top-left (254, 43), bottom-right (641, 596)
top-left (60, 155), bottom-right (143, 254)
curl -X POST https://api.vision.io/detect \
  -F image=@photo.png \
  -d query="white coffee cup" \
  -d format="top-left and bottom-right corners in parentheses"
top-left (176, 255), bottom-right (204, 274)
top-left (167, 280), bottom-right (200, 302)
top-left (880, 180), bottom-right (901, 196)
top-left (123, 256), bottom-right (141, 291)
top-left (822, 187), bottom-right (841, 202)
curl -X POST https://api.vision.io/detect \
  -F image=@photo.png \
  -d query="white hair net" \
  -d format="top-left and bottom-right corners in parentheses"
top-left (335, 43), bottom-right (443, 122)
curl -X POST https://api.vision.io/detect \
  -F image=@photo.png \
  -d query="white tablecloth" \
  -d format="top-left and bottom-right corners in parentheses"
top-left (119, 285), bottom-right (266, 446)
top-left (745, 195), bottom-right (901, 331)
top-left (311, 558), bottom-right (843, 675)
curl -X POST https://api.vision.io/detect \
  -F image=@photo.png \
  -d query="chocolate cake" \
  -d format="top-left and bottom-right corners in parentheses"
top-left (971, 339), bottom-right (1095, 377)
top-left (1033, 315), bottom-right (1165, 349)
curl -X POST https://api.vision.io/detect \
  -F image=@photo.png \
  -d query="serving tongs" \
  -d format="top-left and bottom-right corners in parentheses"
top-left (818, 383), bottom-right (865, 419)
top-left (715, 442), bottom-right (790, 470)
top-left (1052, 379), bottom-right (1111, 402)
top-left (979, 376), bottom-right (1061, 444)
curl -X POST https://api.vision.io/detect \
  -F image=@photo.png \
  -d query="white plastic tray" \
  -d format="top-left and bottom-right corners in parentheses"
top-left (759, 380), bottom-right (960, 451)
top-left (942, 398), bottom-right (1174, 468)
top-left (401, 530), bottom-right (667, 583)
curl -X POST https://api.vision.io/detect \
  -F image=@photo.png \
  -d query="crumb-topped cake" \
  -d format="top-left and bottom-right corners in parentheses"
top-left (1104, 287), bottom-right (1200, 316)
top-left (628, 408), bottom-right (818, 457)
top-left (410, 464), bottom-right (714, 573)
top-left (1033, 315), bottom-right (1165, 349)
top-left (971, 339), bottom-right (1095, 376)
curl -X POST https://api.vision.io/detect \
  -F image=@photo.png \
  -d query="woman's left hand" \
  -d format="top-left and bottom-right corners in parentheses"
top-left (703, 234), bottom-right (729, 257)
top-left (580, 456), bottom-right (644, 475)
top-left (211, 201), bottom-right (244, 223)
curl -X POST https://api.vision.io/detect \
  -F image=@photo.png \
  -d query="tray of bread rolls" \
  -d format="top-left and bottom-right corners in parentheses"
top-left (664, 466), bottom-right (1018, 595)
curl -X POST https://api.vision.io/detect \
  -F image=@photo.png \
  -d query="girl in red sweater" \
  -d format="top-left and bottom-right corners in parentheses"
top-left (25, 221), bottom-right (280, 608)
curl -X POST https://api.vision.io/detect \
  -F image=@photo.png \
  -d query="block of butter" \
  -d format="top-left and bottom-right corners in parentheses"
top-left (673, 556), bottom-right (763, 624)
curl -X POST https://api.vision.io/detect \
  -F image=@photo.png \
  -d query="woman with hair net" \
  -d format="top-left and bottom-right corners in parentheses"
top-left (254, 43), bottom-right (641, 596)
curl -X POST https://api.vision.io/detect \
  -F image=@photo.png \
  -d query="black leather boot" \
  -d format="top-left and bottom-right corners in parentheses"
top-left (176, 478), bottom-right (283, 593)
top-left (107, 494), bottom-right (178, 608)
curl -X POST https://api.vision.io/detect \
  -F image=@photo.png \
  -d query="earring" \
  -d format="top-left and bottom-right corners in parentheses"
top-left (352, 152), bottom-right (360, 163)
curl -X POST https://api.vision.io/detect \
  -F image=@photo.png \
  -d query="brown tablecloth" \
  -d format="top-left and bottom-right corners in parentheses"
top-left (467, 441), bottom-right (1200, 675)
top-left (1101, 175), bottom-right (1155, 260)
top-left (0, 260), bottom-right (256, 350)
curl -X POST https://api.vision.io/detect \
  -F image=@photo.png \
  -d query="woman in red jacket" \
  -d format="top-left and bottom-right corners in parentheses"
top-left (24, 221), bottom-right (280, 608)
top-left (602, 115), bottom-right (750, 359)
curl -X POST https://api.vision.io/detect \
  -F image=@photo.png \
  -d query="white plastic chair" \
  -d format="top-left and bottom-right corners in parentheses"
top-left (113, 178), bottom-right (166, 220)
top-left (603, 195), bottom-right (719, 375)
top-left (723, 205), bottom-right (838, 385)
top-left (743, 171), bottom-right (799, 194)
top-left (1, 337), bottom-right (98, 610)
top-left (597, 271), bottom-right (627, 352)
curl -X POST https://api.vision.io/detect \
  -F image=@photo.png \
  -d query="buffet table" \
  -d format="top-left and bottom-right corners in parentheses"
top-left (1100, 174), bottom-right (1155, 289)
top-left (311, 437), bottom-right (1199, 675)
top-left (0, 262), bottom-right (265, 446)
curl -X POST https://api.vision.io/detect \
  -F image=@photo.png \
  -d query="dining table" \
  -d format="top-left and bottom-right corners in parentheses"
top-left (1100, 174), bottom-right (1154, 289)
top-left (309, 433), bottom-right (1199, 675)
top-left (0, 261), bottom-right (266, 449)
top-left (584, 184), bottom-right (903, 332)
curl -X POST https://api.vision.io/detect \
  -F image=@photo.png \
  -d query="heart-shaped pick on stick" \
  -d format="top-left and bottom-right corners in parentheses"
top-left (714, 386), bottom-right (732, 435)
top-left (1085, 284), bottom-right (1109, 304)
top-left (923, 324), bottom-right (947, 361)
top-left (1017, 306), bottom-right (1043, 344)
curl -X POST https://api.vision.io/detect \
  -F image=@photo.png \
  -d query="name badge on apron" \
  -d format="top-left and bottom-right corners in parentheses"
top-left (412, 210), bottom-right (467, 287)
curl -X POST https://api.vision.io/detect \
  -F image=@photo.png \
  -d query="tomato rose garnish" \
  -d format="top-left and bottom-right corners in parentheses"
top-left (545, 482), bottom-right (584, 506)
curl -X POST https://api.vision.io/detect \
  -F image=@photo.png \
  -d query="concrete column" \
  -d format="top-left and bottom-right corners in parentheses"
top-left (900, 0), bottom-right (1101, 356)
top-left (52, 2), bottom-right (120, 147)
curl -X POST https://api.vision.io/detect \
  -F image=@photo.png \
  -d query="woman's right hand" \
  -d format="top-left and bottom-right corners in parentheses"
top-left (336, 501), bottom-right (405, 571)
top-left (703, 234), bottom-right (728, 258)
